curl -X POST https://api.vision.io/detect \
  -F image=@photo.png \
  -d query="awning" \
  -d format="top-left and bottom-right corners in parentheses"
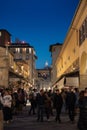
top-left (65, 77), bottom-right (79, 87)
top-left (52, 70), bottom-right (79, 89)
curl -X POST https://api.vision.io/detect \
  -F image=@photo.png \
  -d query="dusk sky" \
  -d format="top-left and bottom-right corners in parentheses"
top-left (0, 0), bottom-right (79, 69)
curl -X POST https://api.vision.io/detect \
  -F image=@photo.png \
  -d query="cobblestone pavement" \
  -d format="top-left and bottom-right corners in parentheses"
top-left (4, 106), bottom-right (79, 130)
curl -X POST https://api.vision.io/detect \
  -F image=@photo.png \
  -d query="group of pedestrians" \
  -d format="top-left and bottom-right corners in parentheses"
top-left (0, 86), bottom-right (87, 130)
top-left (28, 87), bottom-right (87, 130)
top-left (28, 88), bottom-right (77, 123)
top-left (77, 88), bottom-right (87, 130)
top-left (0, 87), bottom-right (27, 124)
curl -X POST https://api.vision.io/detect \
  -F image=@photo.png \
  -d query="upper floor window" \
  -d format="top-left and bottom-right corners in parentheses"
top-left (26, 55), bottom-right (29, 60)
top-left (29, 48), bottom-right (31, 54)
top-left (79, 17), bottom-right (87, 45)
top-left (20, 48), bottom-right (22, 53)
top-left (26, 48), bottom-right (29, 53)
top-left (15, 48), bottom-right (20, 53)
top-left (19, 55), bottom-right (22, 60)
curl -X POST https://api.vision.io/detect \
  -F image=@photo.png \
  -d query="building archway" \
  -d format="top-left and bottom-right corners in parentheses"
top-left (80, 51), bottom-right (87, 74)
top-left (80, 51), bottom-right (87, 90)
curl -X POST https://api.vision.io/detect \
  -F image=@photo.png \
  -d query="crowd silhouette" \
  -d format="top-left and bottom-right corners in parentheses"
top-left (0, 86), bottom-right (87, 130)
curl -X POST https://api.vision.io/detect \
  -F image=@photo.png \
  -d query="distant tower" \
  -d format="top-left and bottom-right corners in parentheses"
top-left (45, 61), bottom-right (48, 67)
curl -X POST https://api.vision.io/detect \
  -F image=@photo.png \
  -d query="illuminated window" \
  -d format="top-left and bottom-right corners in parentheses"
top-left (18, 48), bottom-right (20, 53)
top-left (15, 48), bottom-right (20, 53)
top-left (29, 48), bottom-right (31, 54)
top-left (15, 48), bottom-right (17, 52)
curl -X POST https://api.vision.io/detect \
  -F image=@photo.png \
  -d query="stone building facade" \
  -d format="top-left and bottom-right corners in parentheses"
top-left (0, 29), bottom-right (37, 89)
top-left (50, 0), bottom-right (87, 90)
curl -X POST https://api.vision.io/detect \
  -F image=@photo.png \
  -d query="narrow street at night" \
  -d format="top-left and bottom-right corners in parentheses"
top-left (0, 0), bottom-right (87, 130)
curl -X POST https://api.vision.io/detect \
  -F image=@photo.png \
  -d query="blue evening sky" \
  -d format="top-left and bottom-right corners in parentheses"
top-left (0, 0), bottom-right (79, 69)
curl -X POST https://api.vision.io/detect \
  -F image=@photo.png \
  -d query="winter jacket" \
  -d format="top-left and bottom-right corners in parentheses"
top-left (78, 96), bottom-right (87, 130)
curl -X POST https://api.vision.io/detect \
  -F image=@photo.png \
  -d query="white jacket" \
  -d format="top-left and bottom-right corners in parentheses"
top-left (2, 95), bottom-right (12, 108)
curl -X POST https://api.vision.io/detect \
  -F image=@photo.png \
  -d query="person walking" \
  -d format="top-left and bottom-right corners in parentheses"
top-left (44, 92), bottom-right (51, 121)
top-left (28, 92), bottom-right (36, 115)
top-left (36, 89), bottom-right (45, 122)
top-left (54, 89), bottom-right (63, 123)
top-left (2, 89), bottom-right (12, 123)
top-left (78, 89), bottom-right (87, 130)
top-left (65, 87), bottom-right (76, 123)
top-left (0, 90), bottom-right (3, 130)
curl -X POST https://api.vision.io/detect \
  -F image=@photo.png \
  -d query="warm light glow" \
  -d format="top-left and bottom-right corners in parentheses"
top-left (19, 73), bottom-right (22, 75)
top-left (15, 69), bottom-right (18, 72)
top-left (48, 87), bottom-right (51, 90)
top-left (43, 87), bottom-right (46, 91)
top-left (21, 66), bottom-right (24, 70)
top-left (29, 48), bottom-right (31, 53)
top-left (11, 65), bottom-right (14, 68)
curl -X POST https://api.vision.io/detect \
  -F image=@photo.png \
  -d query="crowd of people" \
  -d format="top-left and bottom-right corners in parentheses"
top-left (28, 88), bottom-right (77, 122)
top-left (0, 86), bottom-right (87, 130)
top-left (28, 87), bottom-right (87, 130)
top-left (0, 87), bottom-right (27, 124)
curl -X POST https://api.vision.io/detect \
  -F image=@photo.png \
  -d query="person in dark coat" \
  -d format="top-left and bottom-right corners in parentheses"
top-left (0, 91), bottom-right (3, 130)
top-left (28, 93), bottom-right (36, 115)
top-left (36, 89), bottom-right (45, 122)
top-left (44, 92), bottom-right (52, 121)
top-left (78, 89), bottom-right (87, 130)
top-left (65, 87), bottom-right (76, 123)
top-left (54, 89), bottom-right (63, 123)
